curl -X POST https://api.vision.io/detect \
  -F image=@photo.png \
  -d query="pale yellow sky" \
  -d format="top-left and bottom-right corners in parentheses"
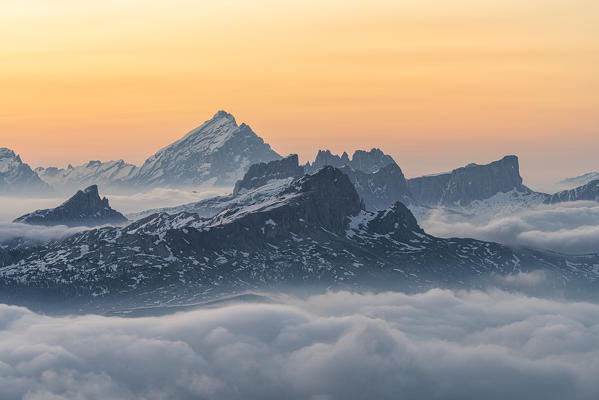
top-left (1, 0), bottom-right (598, 187)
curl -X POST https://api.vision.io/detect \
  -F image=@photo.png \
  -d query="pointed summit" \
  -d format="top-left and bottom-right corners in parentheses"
top-left (130, 111), bottom-right (281, 187)
top-left (212, 110), bottom-right (237, 123)
top-left (14, 185), bottom-right (127, 227)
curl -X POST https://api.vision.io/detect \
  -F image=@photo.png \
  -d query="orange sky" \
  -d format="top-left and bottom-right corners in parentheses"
top-left (1, 0), bottom-right (598, 188)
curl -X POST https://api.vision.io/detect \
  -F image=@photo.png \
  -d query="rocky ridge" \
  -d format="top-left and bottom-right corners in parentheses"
top-left (13, 185), bottom-right (127, 227)
top-left (1, 167), bottom-right (598, 312)
top-left (407, 155), bottom-right (540, 206)
top-left (545, 180), bottom-right (599, 204)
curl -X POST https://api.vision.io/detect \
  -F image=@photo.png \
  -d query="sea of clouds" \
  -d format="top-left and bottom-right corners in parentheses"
top-left (421, 201), bottom-right (599, 254)
top-left (1, 289), bottom-right (599, 399)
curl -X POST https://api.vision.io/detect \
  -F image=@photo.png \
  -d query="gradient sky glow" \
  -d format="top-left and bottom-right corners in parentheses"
top-left (1, 0), bottom-right (598, 189)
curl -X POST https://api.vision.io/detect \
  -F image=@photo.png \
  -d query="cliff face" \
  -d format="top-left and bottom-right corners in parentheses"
top-left (340, 163), bottom-right (414, 210)
top-left (233, 154), bottom-right (304, 195)
top-left (14, 185), bottom-right (127, 227)
top-left (407, 156), bottom-right (526, 206)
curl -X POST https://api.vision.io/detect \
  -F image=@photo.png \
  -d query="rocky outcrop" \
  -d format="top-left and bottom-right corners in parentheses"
top-left (14, 185), bottom-right (127, 227)
top-left (407, 155), bottom-right (527, 206)
top-left (306, 150), bottom-right (349, 172)
top-left (349, 148), bottom-right (396, 173)
top-left (233, 154), bottom-right (304, 195)
top-left (306, 148), bottom-right (395, 174)
top-left (0, 148), bottom-right (50, 195)
top-left (129, 110), bottom-right (281, 187)
top-left (545, 180), bottom-right (599, 204)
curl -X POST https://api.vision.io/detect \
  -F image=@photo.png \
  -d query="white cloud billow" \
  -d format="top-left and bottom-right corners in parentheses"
top-left (1, 289), bottom-right (599, 399)
top-left (421, 201), bottom-right (599, 254)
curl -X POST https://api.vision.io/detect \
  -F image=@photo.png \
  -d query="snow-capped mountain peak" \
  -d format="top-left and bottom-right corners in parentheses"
top-left (0, 147), bottom-right (50, 194)
top-left (163, 110), bottom-right (241, 155)
top-left (131, 111), bottom-right (281, 187)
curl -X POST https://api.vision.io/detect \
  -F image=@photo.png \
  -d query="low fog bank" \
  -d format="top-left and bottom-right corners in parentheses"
top-left (1, 289), bottom-right (599, 400)
top-left (0, 186), bottom-right (230, 222)
top-left (421, 201), bottom-right (599, 254)
top-left (0, 223), bottom-right (87, 245)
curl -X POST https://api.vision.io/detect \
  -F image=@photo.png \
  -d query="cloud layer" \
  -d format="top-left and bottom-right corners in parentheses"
top-left (0, 223), bottom-right (87, 245)
top-left (421, 201), bottom-right (599, 254)
top-left (0, 186), bottom-right (230, 222)
top-left (1, 289), bottom-right (599, 399)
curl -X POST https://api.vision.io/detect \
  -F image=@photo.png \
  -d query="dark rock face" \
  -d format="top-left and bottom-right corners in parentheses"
top-left (14, 185), bottom-right (127, 227)
top-left (304, 148), bottom-right (414, 210)
top-left (0, 148), bottom-right (50, 195)
top-left (545, 180), bottom-right (599, 204)
top-left (130, 111), bottom-right (281, 187)
top-left (307, 150), bottom-right (349, 172)
top-left (233, 154), bottom-right (305, 195)
top-left (1, 168), bottom-right (599, 311)
top-left (408, 155), bottom-right (526, 206)
top-left (306, 148), bottom-right (395, 174)
top-left (349, 148), bottom-right (396, 173)
top-left (340, 163), bottom-right (414, 210)
top-left (406, 173), bottom-right (451, 206)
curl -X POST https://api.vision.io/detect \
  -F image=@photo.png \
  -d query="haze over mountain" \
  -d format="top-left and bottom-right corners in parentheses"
top-left (545, 180), bottom-right (599, 204)
top-left (553, 172), bottom-right (599, 192)
top-left (35, 160), bottom-right (138, 192)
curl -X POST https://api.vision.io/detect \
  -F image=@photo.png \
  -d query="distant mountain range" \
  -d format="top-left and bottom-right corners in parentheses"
top-left (2, 111), bottom-right (597, 214)
top-left (545, 179), bottom-right (599, 204)
top-left (554, 172), bottom-right (599, 191)
top-left (35, 160), bottom-right (138, 192)
top-left (1, 165), bottom-right (598, 312)
top-left (11, 111), bottom-right (281, 194)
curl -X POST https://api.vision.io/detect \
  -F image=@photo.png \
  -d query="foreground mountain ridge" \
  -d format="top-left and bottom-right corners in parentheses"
top-left (1, 167), bottom-right (598, 312)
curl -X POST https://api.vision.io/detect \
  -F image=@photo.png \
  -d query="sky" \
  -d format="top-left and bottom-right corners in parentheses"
top-left (1, 0), bottom-right (598, 189)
